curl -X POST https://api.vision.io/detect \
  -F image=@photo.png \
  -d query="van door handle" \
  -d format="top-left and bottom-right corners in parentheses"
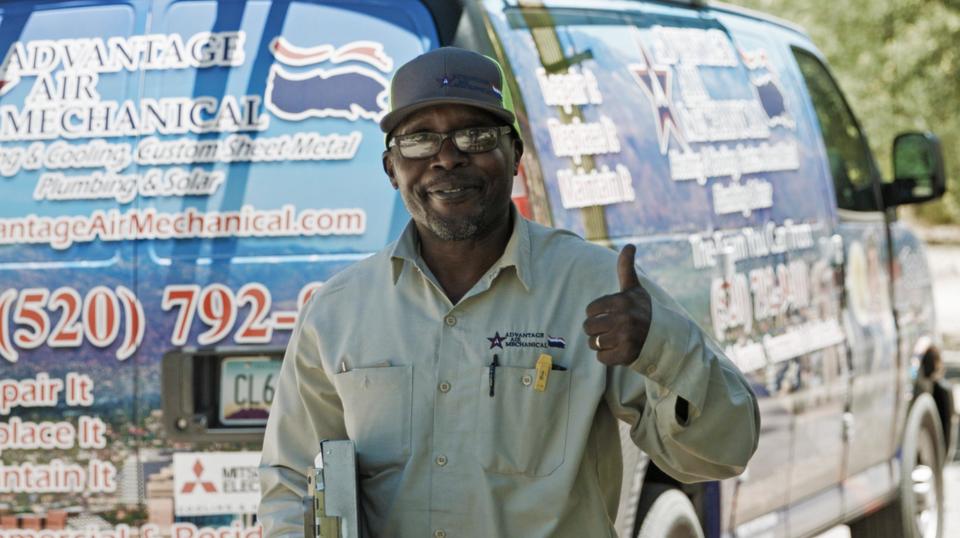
top-left (721, 245), bottom-right (736, 286)
top-left (830, 234), bottom-right (844, 267)
top-left (843, 412), bottom-right (855, 441)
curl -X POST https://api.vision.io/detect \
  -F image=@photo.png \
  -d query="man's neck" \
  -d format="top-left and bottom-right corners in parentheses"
top-left (416, 213), bottom-right (513, 305)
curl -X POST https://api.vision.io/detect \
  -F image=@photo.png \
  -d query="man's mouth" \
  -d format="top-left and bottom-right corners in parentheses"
top-left (427, 184), bottom-right (481, 201)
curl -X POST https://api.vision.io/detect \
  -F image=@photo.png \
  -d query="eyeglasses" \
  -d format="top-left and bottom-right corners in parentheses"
top-left (388, 125), bottom-right (512, 159)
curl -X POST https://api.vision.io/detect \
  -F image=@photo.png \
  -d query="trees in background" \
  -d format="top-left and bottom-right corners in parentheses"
top-left (729, 0), bottom-right (960, 223)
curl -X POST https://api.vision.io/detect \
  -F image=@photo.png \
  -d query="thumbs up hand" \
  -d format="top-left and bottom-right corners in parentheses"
top-left (582, 245), bottom-right (653, 366)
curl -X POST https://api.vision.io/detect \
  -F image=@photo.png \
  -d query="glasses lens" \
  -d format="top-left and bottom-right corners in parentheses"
top-left (393, 127), bottom-right (504, 158)
top-left (453, 127), bottom-right (500, 153)
top-left (396, 132), bottom-right (442, 159)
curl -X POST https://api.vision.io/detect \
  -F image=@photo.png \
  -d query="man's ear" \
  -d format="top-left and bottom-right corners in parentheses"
top-left (512, 138), bottom-right (524, 175)
top-left (382, 150), bottom-right (399, 190)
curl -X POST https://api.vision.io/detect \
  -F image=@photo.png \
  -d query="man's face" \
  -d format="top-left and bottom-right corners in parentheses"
top-left (383, 104), bottom-right (522, 242)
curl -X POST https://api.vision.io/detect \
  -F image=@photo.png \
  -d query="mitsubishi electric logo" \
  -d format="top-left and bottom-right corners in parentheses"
top-left (181, 459), bottom-right (217, 494)
top-left (173, 452), bottom-right (261, 517)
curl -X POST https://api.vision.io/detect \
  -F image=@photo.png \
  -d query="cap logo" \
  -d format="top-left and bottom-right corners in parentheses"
top-left (435, 73), bottom-right (502, 101)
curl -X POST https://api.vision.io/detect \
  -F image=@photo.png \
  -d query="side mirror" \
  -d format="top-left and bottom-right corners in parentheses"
top-left (882, 132), bottom-right (947, 206)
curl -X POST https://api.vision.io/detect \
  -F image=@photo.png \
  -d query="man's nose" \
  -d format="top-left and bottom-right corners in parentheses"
top-left (430, 137), bottom-right (469, 170)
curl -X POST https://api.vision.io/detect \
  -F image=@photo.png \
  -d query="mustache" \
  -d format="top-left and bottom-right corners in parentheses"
top-left (421, 173), bottom-right (484, 192)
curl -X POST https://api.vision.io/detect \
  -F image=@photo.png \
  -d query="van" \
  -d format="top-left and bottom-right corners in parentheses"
top-left (0, 0), bottom-right (952, 537)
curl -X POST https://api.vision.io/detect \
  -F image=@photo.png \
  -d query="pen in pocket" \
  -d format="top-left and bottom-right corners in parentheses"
top-left (488, 354), bottom-right (499, 397)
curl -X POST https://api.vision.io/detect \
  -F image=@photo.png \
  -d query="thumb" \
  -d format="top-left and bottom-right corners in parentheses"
top-left (618, 244), bottom-right (641, 291)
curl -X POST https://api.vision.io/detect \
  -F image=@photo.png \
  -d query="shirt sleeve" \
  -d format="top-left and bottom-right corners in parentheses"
top-left (604, 273), bottom-right (760, 483)
top-left (258, 298), bottom-right (348, 537)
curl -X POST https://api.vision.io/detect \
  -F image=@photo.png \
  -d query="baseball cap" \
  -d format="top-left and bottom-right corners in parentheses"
top-left (380, 47), bottom-right (522, 139)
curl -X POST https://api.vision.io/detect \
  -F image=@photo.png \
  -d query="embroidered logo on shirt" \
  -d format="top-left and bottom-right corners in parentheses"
top-left (487, 332), bottom-right (506, 349)
top-left (486, 331), bottom-right (565, 350)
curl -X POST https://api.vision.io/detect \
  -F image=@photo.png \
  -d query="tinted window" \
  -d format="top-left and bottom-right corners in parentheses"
top-left (793, 48), bottom-right (880, 212)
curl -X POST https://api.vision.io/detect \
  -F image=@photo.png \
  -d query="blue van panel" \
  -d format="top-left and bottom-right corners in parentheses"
top-left (487, 2), bottom-right (834, 242)
top-left (141, 0), bottom-right (430, 262)
top-left (0, 0), bottom-right (436, 524)
top-left (131, 0), bottom-right (437, 402)
top-left (714, 10), bottom-right (838, 224)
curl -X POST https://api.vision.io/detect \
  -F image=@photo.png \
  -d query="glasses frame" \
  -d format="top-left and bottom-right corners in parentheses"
top-left (387, 125), bottom-right (513, 159)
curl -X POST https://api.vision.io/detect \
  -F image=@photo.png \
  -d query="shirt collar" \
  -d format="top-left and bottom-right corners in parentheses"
top-left (389, 205), bottom-right (532, 291)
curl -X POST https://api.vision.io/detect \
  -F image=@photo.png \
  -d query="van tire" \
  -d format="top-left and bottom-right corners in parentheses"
top-left (633, 483), bottom-right (704, 538)
top-left (849, 393), bottom-right (944, 538)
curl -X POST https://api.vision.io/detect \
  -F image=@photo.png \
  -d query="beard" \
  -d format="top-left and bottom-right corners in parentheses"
top-left (401, 185), bottom-right (503, 242)
top-left (421, 210), bottom-right (483, 241)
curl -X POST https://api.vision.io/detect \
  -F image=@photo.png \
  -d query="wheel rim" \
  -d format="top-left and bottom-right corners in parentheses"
top-left (912, 430), bottom-right (940, 538)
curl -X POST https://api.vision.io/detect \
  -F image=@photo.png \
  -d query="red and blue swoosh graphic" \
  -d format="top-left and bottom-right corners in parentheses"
top-left (265, 38), bottom-right (392, 122)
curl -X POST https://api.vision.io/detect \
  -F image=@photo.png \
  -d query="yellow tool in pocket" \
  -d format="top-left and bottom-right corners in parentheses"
top-left (534, 353), bottom-right (552, 392)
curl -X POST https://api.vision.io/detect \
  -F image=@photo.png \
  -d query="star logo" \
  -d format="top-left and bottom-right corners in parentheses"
top-left (487, 331), bottom-right (505, 349)
top-left (628, 46), bottom-right (688, 155)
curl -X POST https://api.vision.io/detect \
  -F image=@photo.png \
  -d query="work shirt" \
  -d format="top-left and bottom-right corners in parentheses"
top-left (259, 211), bottom-right (760, 537)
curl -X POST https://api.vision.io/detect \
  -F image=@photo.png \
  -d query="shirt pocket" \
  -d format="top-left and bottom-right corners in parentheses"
top-left (334, 365), bottom-right (412, 473)
top-left (476, 365), bottom-right (571, 477)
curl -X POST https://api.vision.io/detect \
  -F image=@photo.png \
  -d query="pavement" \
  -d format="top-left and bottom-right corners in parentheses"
top-left (946, 464), bottom-right (960, 536)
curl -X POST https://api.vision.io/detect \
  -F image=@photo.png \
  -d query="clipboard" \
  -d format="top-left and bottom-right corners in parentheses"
top-left (304, 440), bottom-right (361, 538)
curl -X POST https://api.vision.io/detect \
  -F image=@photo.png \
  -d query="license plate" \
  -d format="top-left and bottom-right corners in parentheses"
top-left (219, 356), bottom-right (283, 426)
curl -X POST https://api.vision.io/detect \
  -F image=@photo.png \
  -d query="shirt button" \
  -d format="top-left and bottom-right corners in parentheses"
top-left (444, 315), bottom-right (457, 327)
top-left (434, 530), bottom-right (447, 538)
top-left (521, 374), bottom-right (533, 386)
top-left (435, 455), bottom-right (448, 467)
top-left (438, 382), bottom-right (451, 393)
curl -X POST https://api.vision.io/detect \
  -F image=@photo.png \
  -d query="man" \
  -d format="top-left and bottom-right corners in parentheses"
top-left (259, 47), bottom-right (759, 537)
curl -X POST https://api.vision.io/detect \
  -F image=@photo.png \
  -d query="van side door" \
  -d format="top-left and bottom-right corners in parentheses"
top-left (711, 15), bottom-right (852, 537)
top-left (791, 46), bottom-right (901, 514)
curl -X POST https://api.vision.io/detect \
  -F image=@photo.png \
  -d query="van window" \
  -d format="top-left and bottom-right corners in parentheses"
top-left (792, 48), bottom-right (880, 212)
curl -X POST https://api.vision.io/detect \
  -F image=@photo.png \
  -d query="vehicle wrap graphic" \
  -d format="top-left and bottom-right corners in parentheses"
top-left (0, 0), bottom-right (438, 534)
